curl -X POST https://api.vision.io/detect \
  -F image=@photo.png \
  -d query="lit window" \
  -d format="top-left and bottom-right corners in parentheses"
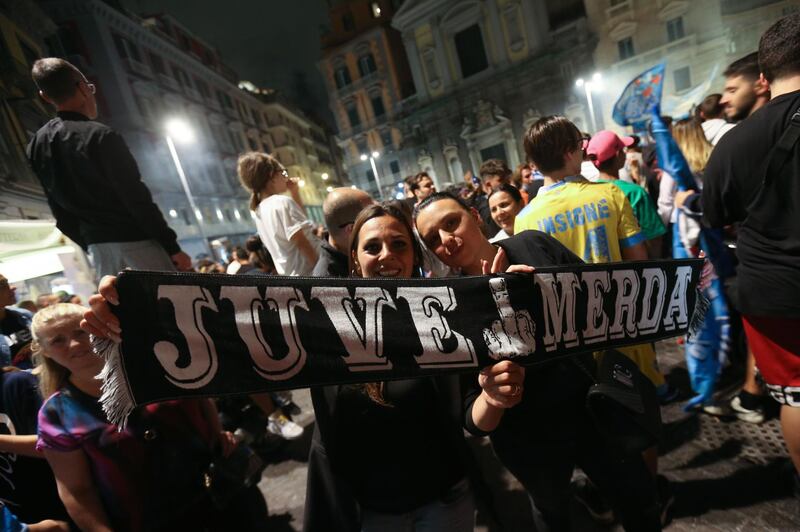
top-left (674, 66), bottom-right (691, 92)
top-left (168, 209), bottom-right (178, 218)
top-left (371, 2), bottom-right (381, 18)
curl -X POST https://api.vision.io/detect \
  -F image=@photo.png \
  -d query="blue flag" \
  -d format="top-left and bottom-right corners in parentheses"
top-left (612, 62), bottom-right (666, 127)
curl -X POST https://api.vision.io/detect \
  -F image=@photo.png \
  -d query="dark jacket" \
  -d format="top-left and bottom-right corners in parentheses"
top-left (27, 111), bottom-right (179, 253)
top-left (312, 241), bottom-right (349, 277)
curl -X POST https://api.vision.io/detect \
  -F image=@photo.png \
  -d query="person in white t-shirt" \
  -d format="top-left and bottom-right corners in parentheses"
top-left (237, 152), bottom-right (320, 276)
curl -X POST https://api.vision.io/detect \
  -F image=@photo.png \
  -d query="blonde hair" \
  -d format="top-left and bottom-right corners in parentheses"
top-left (672, 119), bottom-right (713, 174)
top-left (237, 152), bottom-right (284, 211)
top-left (31, 303), bottom-right (86, 398)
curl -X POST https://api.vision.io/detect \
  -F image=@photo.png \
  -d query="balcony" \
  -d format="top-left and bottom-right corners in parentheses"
top-left (606, 0), bottom-right (634, 23)
top-left (611, 33), bottom-right (696, 71)
top-left (184, 87), bottom-right (203, 102)
top-left (122, 58), bottom-right (152, 78)
top-left (721, 0), bottom-right (782, 15)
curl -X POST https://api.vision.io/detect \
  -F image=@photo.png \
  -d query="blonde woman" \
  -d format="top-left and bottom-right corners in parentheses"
top-left (237, 152), bottom-right (320, 275)
top-left (32, 304), bottom-right (262, 532)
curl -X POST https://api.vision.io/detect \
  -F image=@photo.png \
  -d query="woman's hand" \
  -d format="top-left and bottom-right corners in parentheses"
top-left (481, 247), bottom-right (535, 275)
top-left (478, 360), bottom-right (526, 409)
top-left (80, 276), bottom-right (121, 343)
top-left (218, 430), bottom-right (238, 458)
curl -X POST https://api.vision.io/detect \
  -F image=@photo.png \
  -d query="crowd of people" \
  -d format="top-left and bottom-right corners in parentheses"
top-left (0, 11), bottom-right (797, 532)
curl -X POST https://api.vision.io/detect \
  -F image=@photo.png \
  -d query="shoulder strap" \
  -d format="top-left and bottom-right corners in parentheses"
top-left (763, 106), bottom-right (800, 188)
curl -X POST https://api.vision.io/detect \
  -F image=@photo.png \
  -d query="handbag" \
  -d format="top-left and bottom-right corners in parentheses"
top-left (574, 349), bottom-right (662, 455)
top-left (203, 442), bottom-right (267, 509)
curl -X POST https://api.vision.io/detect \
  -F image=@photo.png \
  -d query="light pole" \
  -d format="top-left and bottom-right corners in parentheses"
top-left (164, 118), bottom-right (213, 257)
top-left (360, 151), bottom-right (384, 200)
top-left (575, 72), bottom-right (603, 132)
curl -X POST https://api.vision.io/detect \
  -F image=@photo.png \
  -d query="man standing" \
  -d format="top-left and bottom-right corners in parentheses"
top-left (313, 187), bottom-right (374, 277)
top-left (587, 131), bottom-right (666, 258)
top-left (27, 58), bottom-right (190, 278)
top-left (703, 13), bottom-right (800, 477)
top-left (0, 274), bottom-right (32, 368)
top-left (720, 52), bottom-right (771, 122)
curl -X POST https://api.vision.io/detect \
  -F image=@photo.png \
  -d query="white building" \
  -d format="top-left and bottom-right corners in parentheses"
top-left (38, 0), bottom-right (343, 258)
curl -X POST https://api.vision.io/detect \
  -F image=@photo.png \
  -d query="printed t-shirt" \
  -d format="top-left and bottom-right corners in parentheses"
top-left (515, 180), bottom-right (644, 263)
top-left (596, 178), bottom-right (666, 241)
top-left (37, 385), bottom-right (215, 531)
top-left (254, 194), bottom-right (321, 276)
top-left (514, 181), bottom-right (662, 386)
top-left (0, 370), bottom-right (67, 524)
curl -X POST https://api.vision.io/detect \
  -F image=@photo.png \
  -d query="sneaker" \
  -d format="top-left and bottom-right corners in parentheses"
top-left (730, 395), bottom-right (765, 424)
top-left (267, 412), bottom-right (304, 440)
top-left (572, 477), bottom-right (615, 525)
top-left (656, 475), bottom-right (675, 527)
top-left (701, 403), bottom-right (726, 416)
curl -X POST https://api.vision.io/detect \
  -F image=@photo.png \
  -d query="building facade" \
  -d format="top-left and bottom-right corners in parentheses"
top-left (388, 0), bottom-right (596, 189)
top-left (586, 0), bottom-right (799, 131)
top-left (320, 0), bottom-right (416, 199)
top-left (321, 0), bottom-right (598, 194)
top-left (33, 0), bottom-right (342, 258)
top-left (0, 0), bottom-right (59, 221)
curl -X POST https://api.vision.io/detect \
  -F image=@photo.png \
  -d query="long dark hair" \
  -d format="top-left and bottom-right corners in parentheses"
top-left (347, 201), bottom-right (423, 405)
top-left (348, 201), bottom-right (423, 277)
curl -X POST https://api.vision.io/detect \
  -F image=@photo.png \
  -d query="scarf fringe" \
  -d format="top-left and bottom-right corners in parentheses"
top-left (91, 336), bottom-right (134, 430)
top-left (688, 288), bottom-right (710, 339)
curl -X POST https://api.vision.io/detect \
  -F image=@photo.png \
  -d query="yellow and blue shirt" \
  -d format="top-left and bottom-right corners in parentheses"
top-left (515, 180), bottom-right (645, 263)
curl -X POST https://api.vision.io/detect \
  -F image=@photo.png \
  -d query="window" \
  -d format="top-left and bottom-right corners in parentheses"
top-left (112, 34), bottom-right (141, 62)
top-left (346, 103), bottom-right (360, 128)
top-left (617, 37), bottom-right (635, 60)
top-left (334, 66), bottom-right (351, 88)
top-left (666, 17), bottom-right (685, 42)
top-left (371, 94), bottom-right (385, 117)
top-left (173, 66), bottom-right (191, 88)
top-left (149, 52), bottom-right (166, 74)
top-left (454, 25), bottom-right (489, 78)
top-left (195, 78), bottom-right (210, 99)
top-left (674, 66), bottom-right (691, 92)
top-left (217, 90), bottom-right (233, 109)
top-left (390, 160), bottom-right (400, 175)
top-left (367, 169), bottom-right (375, 182)
top-left (480, 143), bottom-right (507, 163)
top-left (358, 53), bottom-right (377, 76)
top-left (381, 129), bottom-right (393, 149)
top-left (342, 11), bottom-right (355, 32)
top-left (371, 2), bottom-right (382, 18)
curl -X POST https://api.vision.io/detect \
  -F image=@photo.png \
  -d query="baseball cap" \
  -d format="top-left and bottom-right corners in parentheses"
top-left (586, 130), bottom-right (635, 167)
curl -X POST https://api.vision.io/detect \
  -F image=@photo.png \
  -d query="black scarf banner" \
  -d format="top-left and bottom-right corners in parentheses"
top-left (95, 259), bottom-right (703, 426)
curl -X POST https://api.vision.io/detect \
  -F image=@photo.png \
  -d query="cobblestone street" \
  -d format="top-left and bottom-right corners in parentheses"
top-left (258, 340), bottom-right (799, 531)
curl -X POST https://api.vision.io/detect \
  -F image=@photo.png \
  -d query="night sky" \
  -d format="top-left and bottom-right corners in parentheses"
top-left (123, 0), bottom-right (334, 126)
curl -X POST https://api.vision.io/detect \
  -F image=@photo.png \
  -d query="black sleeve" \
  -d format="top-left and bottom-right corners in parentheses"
top-left (499, 230), bottom-right (584, 267)
top-left (702, 140), bottom-right (741, 228)
top-left (91, 130), bottom-right (181, 255)
top-left (461, 372), bottom-right (490, 437)
top-left (681, 193), bottom-right (703, 219)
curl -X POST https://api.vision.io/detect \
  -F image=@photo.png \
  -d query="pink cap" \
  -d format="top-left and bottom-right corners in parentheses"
top-left (586, 130), bottom-right (635, 167)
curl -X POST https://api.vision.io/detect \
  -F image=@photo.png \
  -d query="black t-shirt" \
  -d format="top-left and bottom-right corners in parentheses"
top-left (0, 309), bottom-right (33, 367)
top-left (703, 90), bottom-right (800, 318)
top-left (331, 378), bottom-right (465, 513)
top-left (0, 370), bottom-right (69, 524)
top-left (464, 230), bottom-right (593, 439)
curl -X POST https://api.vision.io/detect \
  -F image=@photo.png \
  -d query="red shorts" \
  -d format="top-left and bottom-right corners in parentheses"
top-left (743, 315), bottom-right (800, 406)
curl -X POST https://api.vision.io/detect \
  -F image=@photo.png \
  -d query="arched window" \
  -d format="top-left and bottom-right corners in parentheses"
top-left (358, 53), bottom-right (377, 77)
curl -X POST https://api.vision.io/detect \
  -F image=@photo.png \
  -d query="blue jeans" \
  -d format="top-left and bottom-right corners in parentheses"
top-left (360, 478), bottom-right (474, 532)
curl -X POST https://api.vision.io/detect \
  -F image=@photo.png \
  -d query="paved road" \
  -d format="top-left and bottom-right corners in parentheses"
top-left (257, 339), bottom-right (799, 531)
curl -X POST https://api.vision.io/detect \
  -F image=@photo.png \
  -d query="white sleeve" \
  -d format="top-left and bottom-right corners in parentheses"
top-left (280, 197), bottom-right (312, 240)
top-left (657, 172), bottom-right (676, 225)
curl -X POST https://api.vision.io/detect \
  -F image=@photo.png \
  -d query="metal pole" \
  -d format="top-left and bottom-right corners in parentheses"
top-left (584, 84), bottom-right (598, 132)
top-left (166, 135), bottom-right (213, 257)
top-left (368, 156), bottom-right (385, 200)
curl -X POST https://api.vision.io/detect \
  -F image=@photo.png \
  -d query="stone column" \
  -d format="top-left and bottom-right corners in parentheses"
top-left (432, 20), bottom-right (453, 88)
top-left (485, 0), bottom-right (508, 67)
top-left (402, 32), bottom-right (429, 102)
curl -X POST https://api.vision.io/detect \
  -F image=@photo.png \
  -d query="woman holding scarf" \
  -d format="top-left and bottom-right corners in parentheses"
top-left (414, 192), bottom-right (663, 531)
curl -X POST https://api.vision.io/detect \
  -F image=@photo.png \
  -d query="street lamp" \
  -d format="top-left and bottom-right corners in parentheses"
top-left (321, 172), bottom-right (329, 180)
top-left (164, 118), bottom-right (213, 257)
top-left (575, 72), bottom-right (604, 132)
top-left (360, 151), bottom-right (384, 200)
